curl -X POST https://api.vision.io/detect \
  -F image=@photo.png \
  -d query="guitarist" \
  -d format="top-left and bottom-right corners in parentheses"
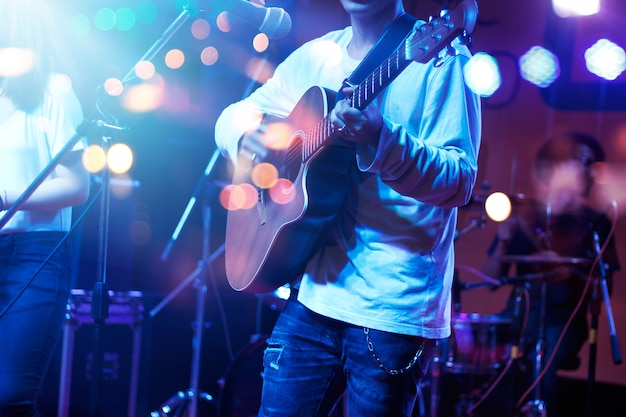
top-left (215, 0), bottom-right (481, 416)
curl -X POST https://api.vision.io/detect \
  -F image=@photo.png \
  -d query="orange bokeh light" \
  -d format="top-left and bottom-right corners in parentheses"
top-left (270, 178), bottom-right (296, 205)
top-left (220, 183), bottom-right (258, 211)
top-left (251, 163), bottom-right (279, 189)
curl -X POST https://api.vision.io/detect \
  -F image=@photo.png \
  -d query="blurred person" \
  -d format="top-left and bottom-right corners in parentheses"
top-left (215, 0), bottom-right (481, 415)
top-left (482, 132), bottom-right (620, 416)
top-left (0, 1), bottom-right (90, 415)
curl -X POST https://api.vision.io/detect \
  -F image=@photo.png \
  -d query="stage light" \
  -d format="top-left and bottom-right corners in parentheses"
top-left (584, 39), bottom-right (626, 81)
top-left (552, 0), bottom-right (600, 18)
top-left (484, 192), bottom-right (512, 222)
top-left (542, 0), bottom-right (626, 110)
top-left (463, 52), bottom-right (501, 97)
top-left (519, 46), bottom-right (560, 88)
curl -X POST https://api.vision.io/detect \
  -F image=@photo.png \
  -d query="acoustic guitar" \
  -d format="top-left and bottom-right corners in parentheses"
top-left (225, 0), bottom-right (478, 292)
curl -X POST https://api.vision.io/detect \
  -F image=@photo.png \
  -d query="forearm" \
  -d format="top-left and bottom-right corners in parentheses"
top-left (1, 152), bottom-right (89, 212)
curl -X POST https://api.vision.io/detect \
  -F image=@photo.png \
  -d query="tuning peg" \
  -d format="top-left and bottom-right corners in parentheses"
top-left (458, 30), bottom-right (473, 46)
top-left (446, 45), bottom-right (458, 57)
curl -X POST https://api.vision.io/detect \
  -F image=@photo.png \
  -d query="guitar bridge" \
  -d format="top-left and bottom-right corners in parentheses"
top-left (256, 187), bottom-right (267, 226)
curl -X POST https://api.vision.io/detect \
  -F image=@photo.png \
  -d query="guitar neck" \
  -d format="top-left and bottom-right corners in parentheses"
top-left (301, 0), bottom-right (477, 161)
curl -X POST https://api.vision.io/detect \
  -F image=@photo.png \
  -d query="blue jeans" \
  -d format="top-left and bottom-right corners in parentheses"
top-left (0, 232), bottom-right (71, 417)
top-left (259, 297), bottom-right (438, 417)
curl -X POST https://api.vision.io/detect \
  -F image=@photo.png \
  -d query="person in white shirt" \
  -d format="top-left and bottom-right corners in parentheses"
top-left (215, 1), bottom-right (481, 415)
top-left (0, 1), bottom-right (89, 415)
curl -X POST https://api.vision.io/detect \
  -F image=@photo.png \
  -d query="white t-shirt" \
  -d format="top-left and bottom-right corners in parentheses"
top-left (215, 26), bottom-right (482, 339)
top-left (0, 74), bottom-right (85, 232)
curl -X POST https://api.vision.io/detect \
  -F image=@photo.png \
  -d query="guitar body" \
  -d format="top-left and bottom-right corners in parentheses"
top-left (225, 86), bottom-right (354, 292)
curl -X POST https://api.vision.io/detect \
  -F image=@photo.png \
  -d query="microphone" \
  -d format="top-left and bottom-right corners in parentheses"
top-left (223, 0), bottom-right (292, 39)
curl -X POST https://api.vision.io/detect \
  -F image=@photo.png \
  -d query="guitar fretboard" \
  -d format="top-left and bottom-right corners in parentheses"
top-left (297, 4), bottom-right (472, 163)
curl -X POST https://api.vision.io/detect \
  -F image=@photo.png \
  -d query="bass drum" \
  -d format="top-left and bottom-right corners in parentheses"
top-left (444, 313), bottom-right (514, 374)
top-left (217, 335), bottom-right (346, 417)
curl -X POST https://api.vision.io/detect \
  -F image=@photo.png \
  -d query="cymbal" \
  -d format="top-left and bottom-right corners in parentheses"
top-left (498, 253), bottom-right (592, 265)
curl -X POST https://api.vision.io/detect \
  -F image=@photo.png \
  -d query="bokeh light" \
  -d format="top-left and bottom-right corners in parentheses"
top-left (584, 39), bottom-right (626, 81)
top-left (115, 7), bottom-right (137, 31)
top-left (94, 8), bottom-right (116, 31)
top-left (104, 77), bottom-right (124, 96)
top-left (165, 49), bottom-right (185, 69)
top-left (191, 19), bottom-right (211, 40)
top-left (220, 183), bottom-right (258, 211)
top-left (270, 179), bottom-right (296, 205)
top-left (264, 123), bottom-right (292, 151)
top-left (216, 12), bottom-right (232, 34)
top-left (201, 47), bottom-right (219, 66)
top-left (251, 163), bottom-right (279, 189)
top-left (0, 48), bottom-right (36, 77)
top-left (135, 1), bottom-right (159, 25)
top-left (463, 52), bottom-right (501, 97)
top-left (245, 57), bottom-right (276, 84)
top-left (121, 76), bottom-right (166, 113)
top-left (253, 33), bottom-right (270, 53)
top-left (552, 0), bottom-right (600, 17)
top-left (70, 14), bottom-right (91, 37)
top-left (135, 60), bottom-right (156, 80)
top-left (83, 145), bottom-right (107, 173)
top-left (484, 192), bottom-right (512, 222)
top-left (519, 46), bottom-right (561, 88)
top-left (107, 143), bottom-right (134, 174)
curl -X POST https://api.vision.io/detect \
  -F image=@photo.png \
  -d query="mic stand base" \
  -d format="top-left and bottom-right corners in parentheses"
top-left (149, 389), bottom-right (213, 417)
top-left (518, 400), bottom-right (547, 417)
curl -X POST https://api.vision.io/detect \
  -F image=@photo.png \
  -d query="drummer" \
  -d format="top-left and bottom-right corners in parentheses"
top-left (482, 132), bottom-right (620, 416)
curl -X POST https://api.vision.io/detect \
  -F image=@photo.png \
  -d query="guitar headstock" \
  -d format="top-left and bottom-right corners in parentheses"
top-left (407, 0), bottom-right (478, 65)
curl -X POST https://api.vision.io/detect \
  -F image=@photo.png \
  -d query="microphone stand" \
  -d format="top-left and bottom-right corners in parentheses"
top-left (149, 150), bottom-right (224, 417)
top-left (86, 2), bottom-right (205, 414)
top-left (586, 231), bottom-right (622, 417)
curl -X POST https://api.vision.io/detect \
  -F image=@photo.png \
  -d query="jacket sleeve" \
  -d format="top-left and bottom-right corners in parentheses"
top-left (356, 52), bottom-right (481, 208)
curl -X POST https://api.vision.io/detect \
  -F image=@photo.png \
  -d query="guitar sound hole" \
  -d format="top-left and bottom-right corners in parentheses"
top-left (280, 134), bottom-right (303, 183)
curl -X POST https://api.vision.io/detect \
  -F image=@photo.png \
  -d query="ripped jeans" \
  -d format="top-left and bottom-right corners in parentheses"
top-left (258, 298), bottom-right (438, 417)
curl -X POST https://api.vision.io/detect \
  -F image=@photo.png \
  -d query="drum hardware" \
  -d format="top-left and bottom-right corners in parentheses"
top-left (497, 253), bottom-right (592, 265)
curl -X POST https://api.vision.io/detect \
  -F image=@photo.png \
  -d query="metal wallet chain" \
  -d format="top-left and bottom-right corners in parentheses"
top-left (364, 327), bottom-right (424, 376)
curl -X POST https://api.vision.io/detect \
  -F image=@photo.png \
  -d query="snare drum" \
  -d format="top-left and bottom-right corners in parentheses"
top-left (444, 313), bottom-right (514, 374)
